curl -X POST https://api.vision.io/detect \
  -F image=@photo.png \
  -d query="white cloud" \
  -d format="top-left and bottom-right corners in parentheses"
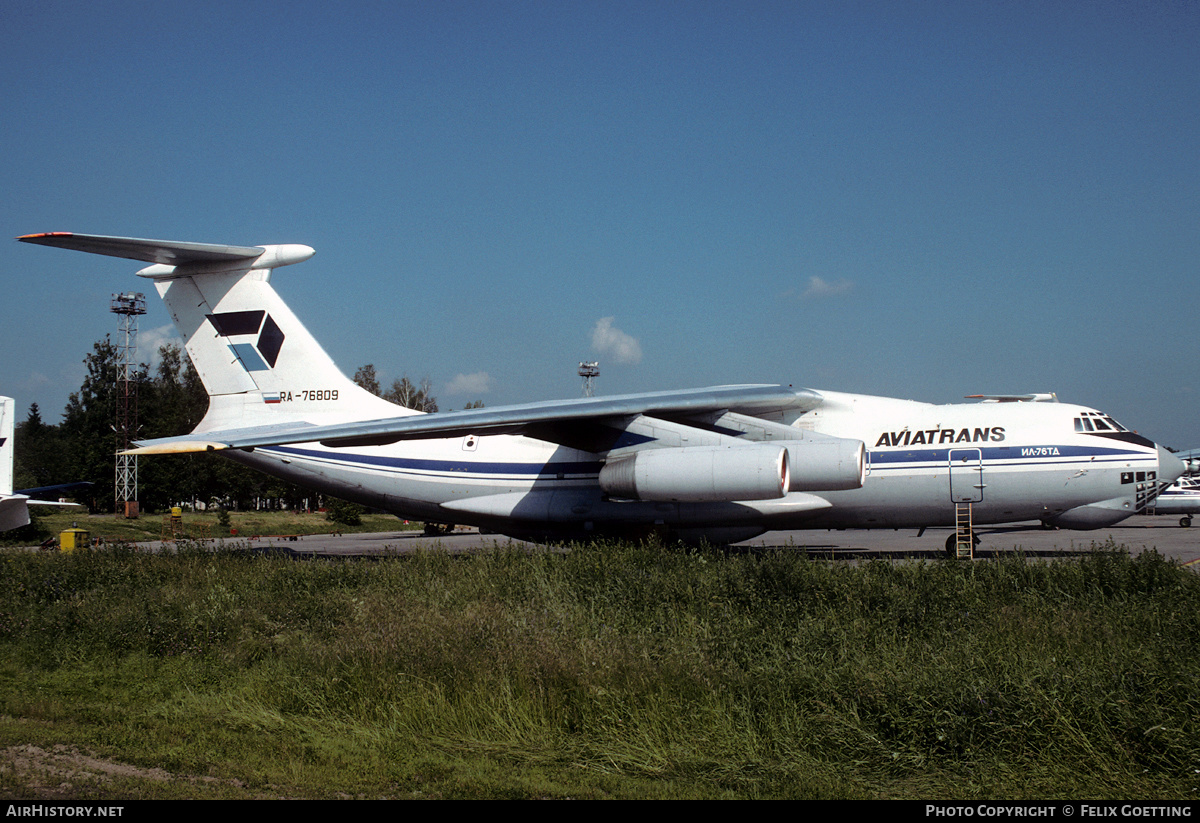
top-left (445, 371), bottom-right (494, 396)
top-left (591, 317), bottom-right (642, 365)
top-left (25, 371), bottom-right (52, 388)
top-left (800, 276), bottom-right (854, 299)
top-left (136, 324), bottom-right (183, 372)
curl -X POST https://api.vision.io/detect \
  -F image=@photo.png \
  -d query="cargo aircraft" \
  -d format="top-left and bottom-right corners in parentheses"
top-left (0, 396), bottom-right (83, 532)
top-left (18, 232), bottom-right (1185, 546)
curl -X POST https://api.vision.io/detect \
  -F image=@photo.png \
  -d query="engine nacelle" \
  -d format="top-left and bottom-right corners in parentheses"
top-left (781, 437), bottom-right (865, 491)
top-left (599, 445), bottom-right (789, 503)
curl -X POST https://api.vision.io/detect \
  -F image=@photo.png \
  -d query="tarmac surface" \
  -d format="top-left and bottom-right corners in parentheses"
top-left (142, 514), bottom-right (1200, 567)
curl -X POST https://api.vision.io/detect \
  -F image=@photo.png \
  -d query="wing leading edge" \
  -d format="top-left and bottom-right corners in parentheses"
top-left (125, 384), bottom-right (824, 454)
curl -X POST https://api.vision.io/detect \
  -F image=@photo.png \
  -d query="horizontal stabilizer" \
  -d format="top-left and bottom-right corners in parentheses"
top-left (20, 499), bottom-right (82, 509)
top-left (121, 441), bottom-right (231, 456)
top-left (123, 420), bottom-right (335, 454)
top-left (18, 232), bottom-right (264, 266)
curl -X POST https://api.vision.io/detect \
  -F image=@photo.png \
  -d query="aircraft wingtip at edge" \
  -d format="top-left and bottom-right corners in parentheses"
top-left (17, 232), bottom-right (71, 240)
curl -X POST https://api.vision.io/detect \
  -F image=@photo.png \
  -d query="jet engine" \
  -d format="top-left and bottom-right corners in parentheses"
top-left (599, 444), bottom-right (790, 503)
top-left (782, 437), bottom-right (865, 491)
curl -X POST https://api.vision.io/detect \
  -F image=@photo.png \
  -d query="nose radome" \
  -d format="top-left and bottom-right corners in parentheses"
top-left (1158, 445), bottom-right (1186, 484)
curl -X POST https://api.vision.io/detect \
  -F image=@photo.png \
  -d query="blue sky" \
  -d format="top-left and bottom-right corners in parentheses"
top-left (3, 1), bottom-right (1197, 447)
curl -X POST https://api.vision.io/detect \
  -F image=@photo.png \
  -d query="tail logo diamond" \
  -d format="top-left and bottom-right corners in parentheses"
top-left (207, 311), bottom-right (285, 372)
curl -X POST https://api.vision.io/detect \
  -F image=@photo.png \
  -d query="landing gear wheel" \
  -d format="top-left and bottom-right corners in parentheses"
top-left (1181, 517), bottom-right (1192, 528)
top-left (945, 533), bottom-right (981, 556)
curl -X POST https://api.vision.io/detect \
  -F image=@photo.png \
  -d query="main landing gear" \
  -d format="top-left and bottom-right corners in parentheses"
top-left (945, 532), bottom-right (980, 556)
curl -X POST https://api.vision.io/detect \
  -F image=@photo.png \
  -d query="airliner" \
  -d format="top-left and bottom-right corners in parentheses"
top-left (18, 232), bottom-right (1185, 546)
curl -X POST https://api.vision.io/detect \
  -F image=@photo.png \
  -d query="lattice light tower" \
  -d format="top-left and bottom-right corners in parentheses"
top-left (578, 361), bottom-right (599, 397)
top-left (111, 292), bottom-right (146, 518)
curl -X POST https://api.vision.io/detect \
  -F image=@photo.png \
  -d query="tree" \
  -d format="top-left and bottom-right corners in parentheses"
top-left (143, 343), bottom-right (208, 438)
top-left (353, 364), bottom-right (381, 396)
top-left (137, 342), bottom-right (213, 512)
top-left (13, 403), bottom-right (70, 494)
top-left (325, 497), bottom-right (363, 526)
top-left (354, 364), bottom-right (438, 412)
top-left (59, 337), bottom-right (127, 512)
top-left (385, 376), bottom-right (438, 413)
top-left (24, 402), bottom-right (43, 431)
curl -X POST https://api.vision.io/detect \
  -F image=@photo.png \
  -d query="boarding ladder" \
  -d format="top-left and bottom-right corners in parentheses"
top-left (954, 502), bottom-right (974, 559)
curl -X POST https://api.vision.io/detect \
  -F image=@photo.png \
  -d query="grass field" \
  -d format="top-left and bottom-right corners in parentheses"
top-left (1, 539), bottom-right (1198, 799)
top-left (2, 507), bottom-right (415, 547)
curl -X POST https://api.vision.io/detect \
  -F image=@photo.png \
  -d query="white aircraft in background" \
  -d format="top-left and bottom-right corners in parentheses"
top-left (18, 232), bottom-right (1185, 547)
top-left (0, 396), bottom-right (83, 532)
top-left (1151, 449), bottom-right (1200, 527)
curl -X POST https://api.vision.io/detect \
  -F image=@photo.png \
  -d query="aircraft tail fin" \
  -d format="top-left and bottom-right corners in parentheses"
top-left (19, 233), bottom-right (408, 433)
top-left (1, 397), bottom-right (14, 496)
top-left (0, 396), bottom-right (29, 532)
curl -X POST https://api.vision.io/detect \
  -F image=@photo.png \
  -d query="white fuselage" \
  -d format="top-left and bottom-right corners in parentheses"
top-left (778, 390), bottom-right (1172, 532)
top-left (225, 389), bottom-right (1179, 543)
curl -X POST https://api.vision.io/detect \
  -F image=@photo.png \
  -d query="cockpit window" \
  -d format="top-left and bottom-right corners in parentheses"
top-left (1074, 412), bottom-right (1129, 433)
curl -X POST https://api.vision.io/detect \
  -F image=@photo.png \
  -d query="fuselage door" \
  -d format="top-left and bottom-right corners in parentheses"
top-left (949, 448), bottom-right (984, 503)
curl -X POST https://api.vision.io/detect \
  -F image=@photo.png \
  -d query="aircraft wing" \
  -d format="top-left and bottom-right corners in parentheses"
top-left (126, 384), bottom-right (823, 454)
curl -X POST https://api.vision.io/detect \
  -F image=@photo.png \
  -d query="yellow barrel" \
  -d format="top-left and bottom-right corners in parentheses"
top-left (59, 528), bottom-right (89, 552)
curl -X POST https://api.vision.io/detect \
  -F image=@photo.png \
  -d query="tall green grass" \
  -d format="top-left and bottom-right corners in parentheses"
top-left (1, 541), bottom-right (1197, 798)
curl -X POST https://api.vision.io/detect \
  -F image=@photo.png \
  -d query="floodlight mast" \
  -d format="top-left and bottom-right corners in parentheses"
top-left (111, 292), bottom-right (146, 518)
top-left (578, 361), bottom-right (599, 398)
